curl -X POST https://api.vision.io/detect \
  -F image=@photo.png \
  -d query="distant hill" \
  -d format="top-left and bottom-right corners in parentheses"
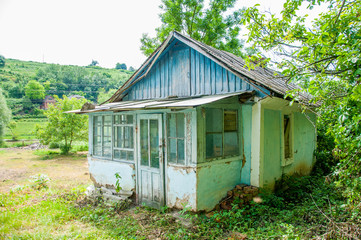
top-left (0, 58), bottom-right (134, 116)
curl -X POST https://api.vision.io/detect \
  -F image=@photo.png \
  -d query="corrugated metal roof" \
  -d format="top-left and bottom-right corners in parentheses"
top-left (106, 31), bottom-right (311, 104)
top-left (67, 91), bottom-right (253, 114)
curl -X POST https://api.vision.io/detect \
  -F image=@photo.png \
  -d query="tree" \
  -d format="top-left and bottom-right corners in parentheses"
top-left (0, 88), bottom-right (11, 145)
top-left (36, 96), bottom-right (88, 154)
top-left (97, 88), bottom-right (117, 104)
top-left (140, 0), bottom-right (245, 57)
top-left (128, 66), bottom-right (135, 72)
top-left (25, 80), bottom-right (45, 100)
top-left (115, 63), bottom-right (127, 70)
top-left (89, 60), bottom-right (99, 66)
top-left (0, 55), bottom-right (5, 67)
top-left (242, 0), bottom-right (361, 202)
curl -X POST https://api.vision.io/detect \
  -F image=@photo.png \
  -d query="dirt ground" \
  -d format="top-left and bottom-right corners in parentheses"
top-left (0, 149), bottom-right (91, 193)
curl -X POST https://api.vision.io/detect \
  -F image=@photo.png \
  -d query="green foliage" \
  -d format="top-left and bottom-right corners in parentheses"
top-left (0, 55), bottom-right (5, 67)
top-left (0, 88), bottom-right (11, 145)
top-left (49, 142), bottom-right (60, 149)
top-left (115, 173), bottom-right (122, 193)
top-left (141, 0), bottom-right (245, 57)
top-left (25, 80), bottom-right (45, 100)
top-left (97, 88), bottom-right (117, 104)
top-left (36, 96), bottom-right (88, 154)
top-left (242, 0), bottom-right (361, 203)
top-left (29, 174), bottom-right (50, 190)
top-left (0, 59), bottom-right (132, 113)
top-left (115, 63), bottom-right (127, 70)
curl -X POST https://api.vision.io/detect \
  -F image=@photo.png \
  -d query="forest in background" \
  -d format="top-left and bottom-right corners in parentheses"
top-left (0, 58), bottom-right (134, 117)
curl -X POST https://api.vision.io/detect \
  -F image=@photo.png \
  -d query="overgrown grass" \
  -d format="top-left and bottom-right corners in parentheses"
top-left (1, 149), bottom-right (360, 239)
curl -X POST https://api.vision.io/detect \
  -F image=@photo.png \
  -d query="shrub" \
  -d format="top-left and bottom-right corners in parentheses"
top-left (49, 142), bottom-right (60, 149)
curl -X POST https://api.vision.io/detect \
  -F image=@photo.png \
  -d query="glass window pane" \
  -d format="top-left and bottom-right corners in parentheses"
top-left (127, 151), bottom-right (134, 161)
top-left (120, 150), bottom-right (127, 160)
top-left (126, 115), bottom-right (133, 124)
top-left (150, 119), bottom-right (159, 168)
top-left (93, 135), bottom-right (101, 145)
top-left (176, 114), bottom-right (185, 138)
top-left (224, 132), bottom-right (239, 156)
top-left (168, 114), bottom-right (176, 138)
top-left (94, 146), bottom-right (101, 156)
top-left (124, 126), bottom-right (133, 148)
top-left (169, 138), bottom-right (177, 163)
top-left (114, 150), bottom-right (120, 159)
top-left (104, 115), bottom-right (111, 125)
top-left (140, 119), bottom-right (149, 166)
top-left (206, 109), bottom-right (222, 132)
top-left (177, 139), bottom-right (185, 165)
top-left (114, 115), bottom-right (120, 125)
top-left (206, 133), bottom-right (222, 158)
top-left (224, 110), bottom-right (237, 131)
top-left (103, 147), bottom-right (111, 158)
top-left (94, 116), bottom-right (101, 125)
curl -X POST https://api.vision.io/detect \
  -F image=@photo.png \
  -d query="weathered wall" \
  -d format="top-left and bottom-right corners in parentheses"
top-left (88, 157), bottom-right (136, 192)
top-left (263, 109), bottom-right (282, 187)
top-left (124, 42), bottom-right (267, 101)
top-left (261, 98), bottom-right (317, 189)
top-left (241, 104), bottom-right (252, 185)
top-left (284, 112), bottom-right (316, 175)
top-left (166, 166), bottom-right (197, 210)
top-left (196, 158), bottom-right (243, 211)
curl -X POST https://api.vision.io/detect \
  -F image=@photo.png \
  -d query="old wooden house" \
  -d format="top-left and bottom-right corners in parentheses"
top-left (73, 31), bottom-right (316, 211)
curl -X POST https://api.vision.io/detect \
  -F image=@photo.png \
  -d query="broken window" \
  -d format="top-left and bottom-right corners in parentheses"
top-left (113, 114), bottom-right (134, 162)
top-left (206, 109), bottom-right (239, 159)
top-left (167, 113), bottom-right (185, 165)
top-left (283, 114), bottom-right (292, 160)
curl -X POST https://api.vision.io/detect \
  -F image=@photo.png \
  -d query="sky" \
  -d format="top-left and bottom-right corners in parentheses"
top-left (0, 0), bottom-right (324, 69)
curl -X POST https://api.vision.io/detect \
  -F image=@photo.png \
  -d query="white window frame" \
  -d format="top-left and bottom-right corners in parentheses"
top-left (113, 113), bottom-right (135, 163)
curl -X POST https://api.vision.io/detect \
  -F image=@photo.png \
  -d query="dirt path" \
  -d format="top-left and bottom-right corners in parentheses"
top-left (0, 149), bottom-right (91, 193)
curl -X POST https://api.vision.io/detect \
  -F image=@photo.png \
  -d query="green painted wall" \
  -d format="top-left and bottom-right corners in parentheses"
top-left (263, 109), bottom-right (282, 188)
top-left (262, 108), bottom-right (316, 189)
top-left (241, 104), bottom-right (252, 185)
top-left (284, 112), bottom-right (316, 175)
top-left (196, 97), bottom-right (244, 211)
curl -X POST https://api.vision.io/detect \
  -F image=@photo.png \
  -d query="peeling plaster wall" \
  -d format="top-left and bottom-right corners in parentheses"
top-left (88, 157), bottom-right (136, 192)
top-left (166, 166), bottom-right (197, 210)
top-left (197, 158), bottom-right (242, 211)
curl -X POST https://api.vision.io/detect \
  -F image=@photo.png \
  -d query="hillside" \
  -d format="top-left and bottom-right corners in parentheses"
top-left (0, 59), bottom-right (134, 116)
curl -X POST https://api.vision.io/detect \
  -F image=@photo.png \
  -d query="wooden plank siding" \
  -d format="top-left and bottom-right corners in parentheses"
top-left (124, 43), bottom-right (266, 101)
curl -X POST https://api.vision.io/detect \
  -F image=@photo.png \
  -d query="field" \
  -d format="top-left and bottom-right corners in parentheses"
top-left (4, 118), bottom-right (46, 140)
top-left (0, 149), bottom-right (359, 239)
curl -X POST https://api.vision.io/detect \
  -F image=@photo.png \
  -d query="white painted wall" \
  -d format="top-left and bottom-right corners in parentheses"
top-left (88, 157), bottom-right (136, 192)
top-left (166, 166), bottom-right (197, 210)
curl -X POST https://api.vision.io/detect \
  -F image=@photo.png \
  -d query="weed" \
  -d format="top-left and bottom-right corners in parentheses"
top-left (115, 172), bottom-right (122, 193)
top-left (29, 174), bottom-right (50, 190)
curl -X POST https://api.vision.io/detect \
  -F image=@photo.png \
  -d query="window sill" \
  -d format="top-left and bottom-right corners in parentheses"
top-left (281, 158), bottom-right (294, 167)
top-left (198, 155), bottom-right (242, 167)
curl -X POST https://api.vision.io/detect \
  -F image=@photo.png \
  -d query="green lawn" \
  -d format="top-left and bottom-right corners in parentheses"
top-left (4, 118), bottom-right (47, 140)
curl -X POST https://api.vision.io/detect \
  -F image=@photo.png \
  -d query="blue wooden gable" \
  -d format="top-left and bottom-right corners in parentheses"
top-left (122, 41), bottom-right (268, 101)
top-left (106, 31), bottom-right (305, 104)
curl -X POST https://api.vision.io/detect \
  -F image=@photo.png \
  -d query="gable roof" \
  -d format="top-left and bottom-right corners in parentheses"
top-left (106, 31), bottom-right (309, 104)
